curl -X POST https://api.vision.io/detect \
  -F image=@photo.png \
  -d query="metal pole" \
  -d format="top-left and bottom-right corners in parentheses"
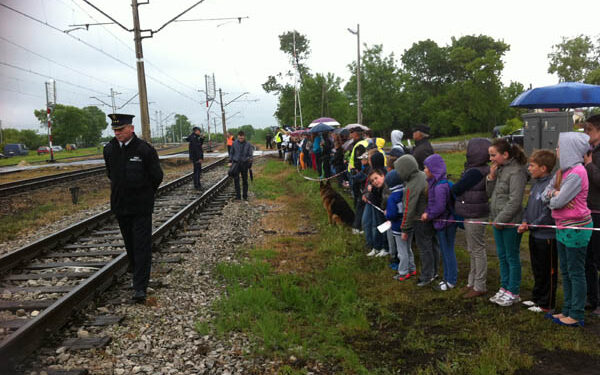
top-left (356, 23), bottom-right (362, 125)
top-left (45, 80), bottom-right (56, 162)
top-left (110, 88), bottom-right (116, 113)
top-left (131, 0), bottom-right (151, 141)
top-left (219, 88), bottom-right (227, 148)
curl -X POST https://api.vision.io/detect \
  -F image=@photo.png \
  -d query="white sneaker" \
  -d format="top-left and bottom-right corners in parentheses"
top-left (522, 300), bottom-right (535, 307)
top-left (375, 250), bottom-right (389, 257)
top-left (527, 306), bottom-right (544, 313)
top-left (367, 249), bottom-right (378, 256)
top-left (352, 229), bottom-right (360, 235)
top-left (496, 292), bottom-right (520, 307)
top-left (489, 288), bottom-right (506, 303)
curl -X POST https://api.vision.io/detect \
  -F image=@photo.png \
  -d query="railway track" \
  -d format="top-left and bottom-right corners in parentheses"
top-left (0, 157), bottom-right (231, 372)
top-left (0, 144), bottom-right (214, 198)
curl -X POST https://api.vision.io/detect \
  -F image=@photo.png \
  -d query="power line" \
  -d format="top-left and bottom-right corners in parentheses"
top-left (1, 3), bottom-right (201, 105)
top-left (0, 35), bottom-right (133, 92)
top-left (0, 61), bottom-right (108, 96)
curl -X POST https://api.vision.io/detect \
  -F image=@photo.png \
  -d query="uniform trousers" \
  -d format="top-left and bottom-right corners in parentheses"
top-left (117, 214), bottom-right (153, 293)
top-left (193, 161), bottom-right (202, 188)
top-left (233, 164), bottom-right (249, 199)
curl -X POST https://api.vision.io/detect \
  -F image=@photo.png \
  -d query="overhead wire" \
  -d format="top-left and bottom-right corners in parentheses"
top-left (1, 3), bottom-right (202, 105)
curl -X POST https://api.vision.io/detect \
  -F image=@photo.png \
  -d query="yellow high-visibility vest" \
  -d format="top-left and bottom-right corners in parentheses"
top-left (348, 139), bottom-right (369, 172)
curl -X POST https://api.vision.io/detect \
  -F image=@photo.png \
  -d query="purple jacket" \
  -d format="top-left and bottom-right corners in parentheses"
top-left (424, 154), bottom-right (453, 230)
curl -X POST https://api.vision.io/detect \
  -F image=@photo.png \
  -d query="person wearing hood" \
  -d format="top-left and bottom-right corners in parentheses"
top-left (518, 150), bottom-right (558, 313)
top-left (422, 154), bottom-right (457, 291)
top-left (394, 154), bottom-right (437, 286)
top-left (543, 132), bottom-right (593, 327)
top-left (411, 124), bottom-right (434, 171)
top-left (186, 126), bottom-right (204, 190)
top-left (451, 138), bottom-right (491, 298)
top-left (391, 130), bottom-right (408, 156)
top-left (486, 138), bottom-right (528, 307)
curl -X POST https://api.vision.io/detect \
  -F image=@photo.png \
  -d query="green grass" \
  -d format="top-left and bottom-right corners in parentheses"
top-left (198, 158), bottom-right (600, 374)
top-left (0, 147), bottom-right (102, 166)
top-left (438, 151), bottom-right (466, 181)
top-left (0, 203), bottom-right (55, 241)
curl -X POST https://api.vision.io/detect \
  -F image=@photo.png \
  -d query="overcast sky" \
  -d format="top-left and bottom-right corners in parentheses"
top-left (1, 0), bottom-right (598, 138)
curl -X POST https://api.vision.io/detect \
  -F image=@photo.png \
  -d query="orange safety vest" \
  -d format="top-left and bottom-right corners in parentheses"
top-left (227, 136), bottom-right (234, 146)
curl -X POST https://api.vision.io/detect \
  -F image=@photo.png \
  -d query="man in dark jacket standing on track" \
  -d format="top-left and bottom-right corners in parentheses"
top-left (229, 130), bottom-right (254, 200)
top-left (103, 114), bottom-right (164, 303)
top-left (411, 124), bottom-right (434, 171)
top-left (186, 126), bottom-right (204, 190)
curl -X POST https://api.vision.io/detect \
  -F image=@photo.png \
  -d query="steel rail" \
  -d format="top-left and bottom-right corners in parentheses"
top-left (0, 157), bottom-right (226, 274)
top-left (0, 162), bottom-right (230, 372)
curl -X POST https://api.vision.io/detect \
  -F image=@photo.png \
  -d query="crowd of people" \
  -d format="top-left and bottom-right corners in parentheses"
top-left (273, 115), bottom-right (600, 328)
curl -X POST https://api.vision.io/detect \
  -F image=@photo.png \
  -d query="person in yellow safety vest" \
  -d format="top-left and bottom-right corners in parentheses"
top-left (226, 132), bottom-right (234, 156)
top-left (348, 136), bottom-right (369, 172)
top-left (275, 129), bottom-right (283, 158)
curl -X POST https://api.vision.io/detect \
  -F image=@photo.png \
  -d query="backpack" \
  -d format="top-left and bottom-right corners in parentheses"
top-left (435, 179), bottom-right (465, 229)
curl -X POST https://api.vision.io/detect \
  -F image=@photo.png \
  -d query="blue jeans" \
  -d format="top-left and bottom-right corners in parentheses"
top-left (558, 241), bottom-right (587, 321)
top-left (361, 205), bottom-right (386, 250)
top-left (437, 224), bottom-right (458, 285)
top-left (493, 227), bottom-right (522, 295)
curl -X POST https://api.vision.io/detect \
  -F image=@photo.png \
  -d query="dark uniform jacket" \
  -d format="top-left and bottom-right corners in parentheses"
top-left (103, 134), bottom-right (164, 216)
top-left (586, 143), bottom-right (600, 212)
top-left (412, 138), bottom-right (434, 171)
top-left (186, 133), bottom-right (204, 162)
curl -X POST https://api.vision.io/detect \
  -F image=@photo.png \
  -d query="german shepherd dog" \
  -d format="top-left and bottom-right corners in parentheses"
top-left (319, 180), bottom-right (355, 226)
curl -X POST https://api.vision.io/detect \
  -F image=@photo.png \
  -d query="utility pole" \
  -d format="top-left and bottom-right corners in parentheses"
top-left (110, 88), bottom-right (120, 113)
top-left (219, 88), bottom-right (227, 148)
top-left (131, 0), bottom-right (151, 141)
top-left (45, 79), bottom-right (56, 162)
top-left (0, 120), bottom-right (3, 145)
top-left (348, 24), bottom-right (362, 124)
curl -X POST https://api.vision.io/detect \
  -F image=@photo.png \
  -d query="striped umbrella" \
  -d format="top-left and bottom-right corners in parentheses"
top-left (308, 117), bottom-right (340, 128)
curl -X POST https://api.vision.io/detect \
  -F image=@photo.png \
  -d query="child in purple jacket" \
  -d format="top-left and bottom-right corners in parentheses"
top-left (421, 154), bottom-right (458, 291)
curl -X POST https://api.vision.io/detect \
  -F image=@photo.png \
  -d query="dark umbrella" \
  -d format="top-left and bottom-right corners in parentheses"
top-left (510, 82), bottom-right (600, 108)
top-left (309, 123), bottom-right (334, 133)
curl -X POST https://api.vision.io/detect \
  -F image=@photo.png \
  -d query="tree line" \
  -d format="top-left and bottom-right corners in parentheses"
top-left (264, 32), bottom-right (600, 137)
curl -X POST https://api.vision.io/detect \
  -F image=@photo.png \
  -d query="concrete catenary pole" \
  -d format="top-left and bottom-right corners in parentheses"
top-left (131, 0), bottom-right (151, 141)
top-left (356, 24), bottom-right (362, 125)
top-left (219, 88), bottom-right (227, 148)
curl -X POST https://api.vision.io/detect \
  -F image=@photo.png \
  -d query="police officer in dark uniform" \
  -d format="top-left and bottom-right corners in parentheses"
top-left (185, 126), bottom-right (204, 190)
top-left (103, 114), bottom-right (164, 303)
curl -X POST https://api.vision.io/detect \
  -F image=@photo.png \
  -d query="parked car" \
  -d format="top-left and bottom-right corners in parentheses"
top-left (37, 146), bottom-right (51, 155)
top-left (65, 144), bottom-right (77, 151)
top-left (502, 128), bottom-right (524, 147)
top-left (51, 145), bottom-right (63, 152)
top-left (492, 125), bottom-right (506, 138)
top-left (3, 144), bottom-right (29, 157)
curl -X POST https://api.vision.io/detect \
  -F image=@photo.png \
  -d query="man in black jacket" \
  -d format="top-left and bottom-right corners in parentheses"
top-left (103, 114), bottom-right (164, 303)
top-left (186, 127), bottom-right (204, 190)
top-left (229, 130), bottom-right (254, 200)
top-left (411, 124), bottom-right (434, 171)
top-left (584, 115), bottom-right (600, 315)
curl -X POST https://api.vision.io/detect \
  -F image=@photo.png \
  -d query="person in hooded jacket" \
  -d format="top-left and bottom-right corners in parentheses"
top-left (394, 154), bottom-right (436, 286)
top-left (186, 126), bottom-right (204, 190)
top-left (391, 130), bottom-right (408, 156)
top-left (422, 154), bottom-right (458, 291)
top-left (451, 138), bottom-right (491, 298)
top-left (543, 132), bottom-right (593, 327)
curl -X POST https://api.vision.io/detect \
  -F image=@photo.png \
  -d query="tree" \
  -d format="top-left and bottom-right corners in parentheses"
top-left (345, 44), bottom-right (405, 134)
top-left (0, 128), bottom-right (45, 149)
top-left (165, 114), bottom-right (193, 142)
top-left (34, 104), bottom-right (107, 146)
top-left (548, 35), bottom-right (600, 82)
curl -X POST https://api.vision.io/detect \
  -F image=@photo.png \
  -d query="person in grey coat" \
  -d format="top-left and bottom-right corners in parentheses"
top-left (486, 138), bottom-right (528, 307)
top-left (229, 131), bottom-right (254, 200)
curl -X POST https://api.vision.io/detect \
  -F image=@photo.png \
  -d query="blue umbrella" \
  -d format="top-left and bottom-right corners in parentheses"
top-left (510, 82), bottom-right (600, 108)
top-left (309, 123), bottom-right (334, 133)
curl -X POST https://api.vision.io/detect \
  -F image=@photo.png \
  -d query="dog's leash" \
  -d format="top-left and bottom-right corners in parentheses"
top-left (294, 150), bottom-right (346, 182)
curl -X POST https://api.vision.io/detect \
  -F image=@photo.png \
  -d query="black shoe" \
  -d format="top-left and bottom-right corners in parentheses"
top-left (243, 196), bottom-right (248, 200)
top-left (416, 278), bottom-right (434, 287)
top-left (132, 290), bottom-right (146, 303)
top-left (234, 196), bottom-right (241, 200)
